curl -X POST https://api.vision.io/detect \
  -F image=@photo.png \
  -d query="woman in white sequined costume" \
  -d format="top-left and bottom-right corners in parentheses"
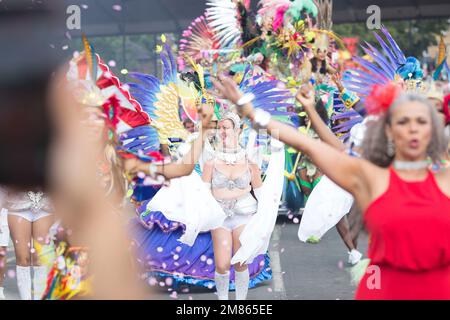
top-left (202, 111), bottom-right (263, 300)
top-left (1, 190), bottom-right (54, 300)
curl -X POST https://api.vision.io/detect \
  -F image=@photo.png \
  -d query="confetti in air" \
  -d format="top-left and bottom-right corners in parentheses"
top-left (148, 277), bottom-right (157, 286)
top-left (112, 4), bottom-right (122, 11)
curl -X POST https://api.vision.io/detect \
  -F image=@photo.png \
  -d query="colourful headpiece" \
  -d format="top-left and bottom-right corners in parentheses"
top-left (218, 110), bottom-right (241, 129)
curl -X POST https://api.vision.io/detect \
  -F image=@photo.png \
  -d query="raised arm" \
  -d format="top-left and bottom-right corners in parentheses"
top-left (249, 162), bottom-right (262, 189)
top-left (124, 103), bottom-right (214, 180)
top-left (212, 76), bottom-right (377, 201)
top-left (296, 84), bottom-right (346, 151)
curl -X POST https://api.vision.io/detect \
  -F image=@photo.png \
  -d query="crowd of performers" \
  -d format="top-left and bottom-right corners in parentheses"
top-left (1, 0), bottom-right (450, 300)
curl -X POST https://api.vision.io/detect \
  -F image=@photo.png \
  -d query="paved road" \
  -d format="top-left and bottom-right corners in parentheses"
top-left (150, 216), bottom-right (369, 300)
top-left (2, 216), bottom-right (368, 300)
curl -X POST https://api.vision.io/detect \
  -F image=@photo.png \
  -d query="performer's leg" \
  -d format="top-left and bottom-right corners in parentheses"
top-left (336, 215), bottom-right (362, 265)
top-left (31, 214), bottom-right (54, 300)
top-left (336, 216), bottom-right (355, 251)
top-left (232, 225), bottom-right (249, 300)
top-left (212, 228), bottom-right (233, 300)
top-left (8, 214), bottom-right (32, 300)
top-left (0, 246), bottom-right (6, 299)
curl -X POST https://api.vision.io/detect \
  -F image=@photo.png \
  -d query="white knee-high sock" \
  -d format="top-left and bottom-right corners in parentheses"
top-left (16, 266), bottom-right (32, 300)
top-left (214, 271), bottom-right (230, 300)
top-left (235, 269), bottom-right (249, 300)
top-left (32, 266), bottom-right (48, 300)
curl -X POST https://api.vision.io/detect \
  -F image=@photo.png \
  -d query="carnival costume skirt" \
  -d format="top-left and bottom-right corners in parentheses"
top-left (129, 202), bottom-right (272, 290)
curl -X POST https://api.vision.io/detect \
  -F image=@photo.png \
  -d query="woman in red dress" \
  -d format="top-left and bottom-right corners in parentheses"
top-left (213, 77), bottom-right (450, 299)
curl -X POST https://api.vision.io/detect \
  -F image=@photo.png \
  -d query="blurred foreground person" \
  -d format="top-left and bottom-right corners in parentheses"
top-left (0, 0), bottom-right (146, 300)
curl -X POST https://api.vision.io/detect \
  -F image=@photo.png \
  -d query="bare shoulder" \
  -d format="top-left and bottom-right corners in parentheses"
top-left (356, 159), bottom-right (390, 210)
top-left (433, 167), bottom-right (450, 197)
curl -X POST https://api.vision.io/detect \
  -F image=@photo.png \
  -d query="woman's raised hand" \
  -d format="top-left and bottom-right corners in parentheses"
top-left (211, 76), bottom-right (254, 118)
top-left (198, 103), bottom-right (214, 129)
top-left (295, 83), bottom-right (316, 110)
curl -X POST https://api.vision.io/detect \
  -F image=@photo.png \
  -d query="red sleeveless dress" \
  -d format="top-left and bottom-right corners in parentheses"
top-left (355, 167), bottom-right (450, 300)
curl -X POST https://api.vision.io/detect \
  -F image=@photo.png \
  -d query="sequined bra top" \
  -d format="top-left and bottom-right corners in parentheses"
top-left (211, 163), bottom-right (252, 190)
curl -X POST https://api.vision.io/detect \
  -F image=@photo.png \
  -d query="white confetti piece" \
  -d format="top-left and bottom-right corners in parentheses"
top-left (148, 277), bottom-right (157, 286)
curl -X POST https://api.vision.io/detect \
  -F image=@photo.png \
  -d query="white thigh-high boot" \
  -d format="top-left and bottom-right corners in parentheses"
top-left (32, 266), bottom-right (47, 300)
top-left (16, 266), bottom-right (32, 300)
top-left (214, 271), bottom-right (230, 300)
top-left (234, 269), bottom-right (249, 300)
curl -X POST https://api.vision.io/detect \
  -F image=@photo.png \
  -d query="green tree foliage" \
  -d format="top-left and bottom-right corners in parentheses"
top-left (70, 33), bottom-right (179, 80)
top-left (334, 19), bottom-right (449, 58)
